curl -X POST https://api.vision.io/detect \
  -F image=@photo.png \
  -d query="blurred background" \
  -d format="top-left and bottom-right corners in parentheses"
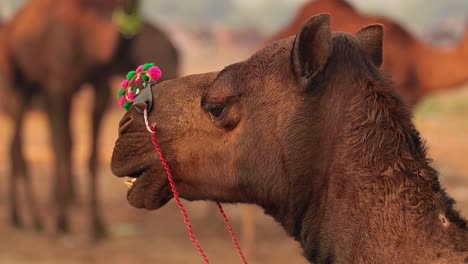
top-left (0, 0), bottom-right (467, 263)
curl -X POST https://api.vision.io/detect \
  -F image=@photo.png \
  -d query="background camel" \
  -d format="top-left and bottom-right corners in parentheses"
top-left (264, 0), bottom-right (468, 108)
top-left (0, 0), bottom-right (120, 238)
top-left (0, 0), bottom-right (179, 238)
top-left (0, 0), bottom-right (179, 239)
top-left (111, 14), bottom-right (468, 263)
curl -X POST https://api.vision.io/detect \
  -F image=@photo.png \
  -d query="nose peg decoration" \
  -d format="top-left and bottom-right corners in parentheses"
top-left (117, 62), bottom-right (162, 111)
top-left (133, 83), bottom-right (154, 113)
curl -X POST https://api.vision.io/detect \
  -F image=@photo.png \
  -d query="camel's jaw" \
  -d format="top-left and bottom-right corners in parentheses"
top-left (111, 137), bottom-right (174, 210)
top-left (125, 167), bottom-right (174, 210)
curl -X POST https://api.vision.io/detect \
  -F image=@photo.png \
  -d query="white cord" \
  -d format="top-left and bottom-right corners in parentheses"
top-left (143, 108), bottom-right (155, 133)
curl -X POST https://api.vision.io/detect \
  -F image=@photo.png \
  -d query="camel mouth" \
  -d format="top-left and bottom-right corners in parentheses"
top-left (112, 155), bottom-right (183, 210)
top-left (124, 166), bottom-right (175, 209)
top-left (123, 177), bottom-right (138, 188)
top-left (122, 168), bottom-right (146, 188)
top-left (111, 140), bottom-right (175, 210)
top-left (111, 155), bottom-right (155, 178)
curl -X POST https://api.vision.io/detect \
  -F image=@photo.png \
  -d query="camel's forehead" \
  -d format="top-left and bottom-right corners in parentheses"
top-left (247, 37), bottom-right (294, 70)
top-left (215, 37), bottom-right (295, 83)
top-left (254, 36), bottom-right (294, 55)
top-left (160, 38), bottom-right (294, 92)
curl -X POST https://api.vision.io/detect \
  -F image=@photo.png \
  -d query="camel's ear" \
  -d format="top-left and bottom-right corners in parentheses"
top-left (292, 13), bottom-right (331, 87)
top-left (356, 24), bottom-right (383, 67)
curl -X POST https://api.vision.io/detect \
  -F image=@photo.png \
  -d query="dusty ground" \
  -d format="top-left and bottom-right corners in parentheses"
top-left (0, 43), bottom-right (467, 264)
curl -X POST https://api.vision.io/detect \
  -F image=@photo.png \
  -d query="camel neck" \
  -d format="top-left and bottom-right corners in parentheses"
top-left (296, 164), bottom-right (468, 263)
top-left (292, 82), bottom-right (468, 263)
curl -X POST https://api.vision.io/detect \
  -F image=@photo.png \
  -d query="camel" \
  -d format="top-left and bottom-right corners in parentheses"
top-left (111, 14), bottom-right (468, 263)
top-left (0, 0), bottom-right (120, 237)
top-left (0, 0), bottom-right (179, 239)
top-left (264, 0), bottom-right (468, 107)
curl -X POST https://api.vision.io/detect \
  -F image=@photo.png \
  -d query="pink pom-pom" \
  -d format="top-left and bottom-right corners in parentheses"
top-left (136, 65), bottom-right (143, 73)
top-left (127, 91), bottom-right (135, 100)
top-left (134, 77), bottom-right (142, 85)
top-left (121, 79), bottom-right (129, 88)
top-left (118, 96), bottom-right (126, 108)
top-left (148, 66), bottom-right (162, 80)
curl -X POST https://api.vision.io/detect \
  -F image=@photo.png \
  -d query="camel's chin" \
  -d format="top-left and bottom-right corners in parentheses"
top-left (126, 169), bottom-right (173, 210)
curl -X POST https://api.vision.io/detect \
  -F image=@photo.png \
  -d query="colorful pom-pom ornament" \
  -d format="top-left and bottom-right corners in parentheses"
top-left (117, 62), bottom-right (162, 111)
top-left (121, 79), bottom-right (129, 88)
top-left (117, 88), bottom-right (125, 98)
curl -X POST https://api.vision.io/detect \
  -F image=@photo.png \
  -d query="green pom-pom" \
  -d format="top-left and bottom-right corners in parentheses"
top-left (126, 71), bottom-right (136, 80)
top-left (123, 101), bottom-right (132, 111)
top-left (142, 63), bottom-right (155, 70)
top-left (117, 88), bottom-right (125, 98)
top-left (141, 74), bottom-right (149, 81)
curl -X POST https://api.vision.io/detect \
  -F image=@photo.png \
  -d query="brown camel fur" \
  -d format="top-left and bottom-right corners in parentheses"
top-left (0, 0), bottom-right (119, 238)
top-left (111, 14), bottom-right (468, 263)
top-left (264, 0), bottom-right (468, 107)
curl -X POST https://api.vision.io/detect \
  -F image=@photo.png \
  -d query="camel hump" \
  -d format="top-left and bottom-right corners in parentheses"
top-left (83, 14), bottom-right (119, 65)
top-left (67, 1), bottom-right (118, 65)
top-left (8, 0), bottom-right (118, 79)
top-left (8, 0), bottom-right (54, 45)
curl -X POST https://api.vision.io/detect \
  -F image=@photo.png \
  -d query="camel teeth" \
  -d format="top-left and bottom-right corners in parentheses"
top-left (124, 180), bottom-right (133, 189)
top-left (131, 178), bottom-right (137, 183)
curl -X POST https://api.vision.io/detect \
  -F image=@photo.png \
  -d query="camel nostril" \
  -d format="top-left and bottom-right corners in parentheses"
top-left (119, 115), bottom-right (134, 134)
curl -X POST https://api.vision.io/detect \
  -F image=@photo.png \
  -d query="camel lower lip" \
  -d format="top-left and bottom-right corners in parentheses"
top-left (125, 169), bottom-right (173, 210)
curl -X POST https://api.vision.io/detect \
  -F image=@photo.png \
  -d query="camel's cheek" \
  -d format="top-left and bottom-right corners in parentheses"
top-left (168, 134), bottom-right (234, 185)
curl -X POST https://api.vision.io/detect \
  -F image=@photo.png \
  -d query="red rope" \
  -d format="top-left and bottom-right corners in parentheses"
top-left (149, 124), bottom-right (210, 263)
top-left (148, 123), bottom-right (248, 264)
top-left (216, 202), bottom-right (249, 264)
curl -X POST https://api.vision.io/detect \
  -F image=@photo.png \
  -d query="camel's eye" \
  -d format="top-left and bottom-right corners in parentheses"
top-left (203, 103), bottom-right (226, 120)
top-left (201, 96), bottom-right (233, 120)
top-left (201, 96), bottom-right (239, 130)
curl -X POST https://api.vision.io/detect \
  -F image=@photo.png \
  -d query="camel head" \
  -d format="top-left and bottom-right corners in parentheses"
top-left (111, 13), bottom-right (384, 213)
top-left (111, 13), bottom-right (468, 263)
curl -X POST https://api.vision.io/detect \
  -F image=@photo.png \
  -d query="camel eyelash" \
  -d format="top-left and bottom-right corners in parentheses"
top-left (201, 95), bottom-right (234, 109)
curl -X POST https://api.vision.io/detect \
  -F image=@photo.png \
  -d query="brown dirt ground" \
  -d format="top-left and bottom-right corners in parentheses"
top-left (0, 44), bottom-right (467, 264)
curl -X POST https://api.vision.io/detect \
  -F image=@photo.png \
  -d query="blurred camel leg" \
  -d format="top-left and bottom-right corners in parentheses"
top-left (8, 90), bottom-right (42, 230)
top-left (240, 205), bottom-right (256, 259)
top-left (8, 97), bottom-right (24, 229)
top-left (46, 94), bottom-right (73, 233)
top-left (88, 75), bottom-right (110, 240)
